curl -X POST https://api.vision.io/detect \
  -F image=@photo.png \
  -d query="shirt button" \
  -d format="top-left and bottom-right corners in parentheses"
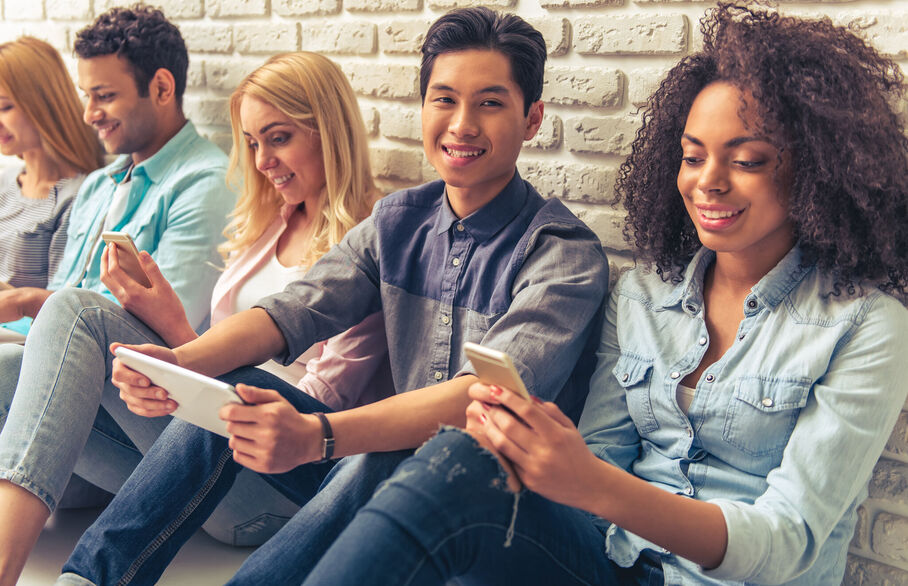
top-left (698, 336), bottom-right (707, 346)
top-left (441, 315), bottom-right (450, 325)
top-left (685, 304), bottom-right (697, 313)
top-left (670, 371), bottom-right (680, 379)
top-left (705, 374), bottom-right (715, 383)
top-left (738, 333), bottom-right (745, 341)
top-left (684, 486), bottom-right (693, 495)
top-left (747, 299), bottom-right (758, 309)
top-left (761, 397), bottom-right (774, 408)
top-left (622, 373), bottom-right (629, 382)
top-left (434, 371), bottom-right (443, 381)
top-left (456, 223), bottom-right (464, 232)
top-left (452, 257), bottom-right (460, 267)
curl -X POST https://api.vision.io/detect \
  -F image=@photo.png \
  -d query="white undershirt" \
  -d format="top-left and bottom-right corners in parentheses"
top-left (677, 383), bottom-right (696, 415)
top-left (232, 254), bottom-right (311, 384)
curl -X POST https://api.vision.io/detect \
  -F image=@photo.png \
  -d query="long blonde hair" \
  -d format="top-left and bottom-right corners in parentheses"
top-left (221, 52), bottom-right (380, 265)
top-left (0, 37), bottom-right (103, 173)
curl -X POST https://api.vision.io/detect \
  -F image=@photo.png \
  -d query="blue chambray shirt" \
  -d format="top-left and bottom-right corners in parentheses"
top-left (46, 121), bottom-right (233, 331)
top-left (579, 245), bottom-right (908, 584)
top-left (257, 172), bottom-right (608, 419)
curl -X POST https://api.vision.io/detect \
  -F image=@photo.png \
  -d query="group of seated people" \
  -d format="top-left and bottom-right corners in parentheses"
top-left (0, 2), bottom-right (905, 584)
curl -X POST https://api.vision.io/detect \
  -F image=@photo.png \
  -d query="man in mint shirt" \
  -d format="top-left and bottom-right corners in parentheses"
top-left (0, 5), bottom-right (229, 334)
top-left (0, 6), bottom-right (232, 580)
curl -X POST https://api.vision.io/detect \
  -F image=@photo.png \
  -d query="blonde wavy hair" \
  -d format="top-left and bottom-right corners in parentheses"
top-left (0, 37), bottom-right (103, 173)
top-left (221, 52), bottom-right (380, 266)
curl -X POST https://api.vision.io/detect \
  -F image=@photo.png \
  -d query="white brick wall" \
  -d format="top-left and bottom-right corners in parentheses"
top-left (1, 1), bottom-right (906, 581)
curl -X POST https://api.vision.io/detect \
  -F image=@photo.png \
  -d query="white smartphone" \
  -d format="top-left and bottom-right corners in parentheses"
top-left (100, 231), bottom-right (152, 288)
top-left (463, 342), bottom-right (530, 400)
top-left (114, 347), bottom-right (245, 438)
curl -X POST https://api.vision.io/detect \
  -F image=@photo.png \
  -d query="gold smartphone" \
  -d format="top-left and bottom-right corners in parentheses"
top-left (463, 342), bottom-right (530, 400)
top-left (100, 231), bottom-right (152, 288)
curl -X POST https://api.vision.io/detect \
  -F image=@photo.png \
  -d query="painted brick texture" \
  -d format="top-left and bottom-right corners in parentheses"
top-left (1, 1), bottom-right (906, 583)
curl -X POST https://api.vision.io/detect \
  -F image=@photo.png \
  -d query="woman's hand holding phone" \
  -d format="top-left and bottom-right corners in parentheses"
top-left (467, 382), bottom-right (604, 510)
top-left (102, 244), bottom-right (198, 347)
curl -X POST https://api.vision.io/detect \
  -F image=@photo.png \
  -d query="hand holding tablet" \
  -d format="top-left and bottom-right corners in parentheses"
top-left (114, 346), bottom-right (243, 438)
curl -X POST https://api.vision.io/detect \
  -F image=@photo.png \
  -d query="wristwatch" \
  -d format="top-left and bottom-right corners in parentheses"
top-left (313, 412), bottom-right (335, 463)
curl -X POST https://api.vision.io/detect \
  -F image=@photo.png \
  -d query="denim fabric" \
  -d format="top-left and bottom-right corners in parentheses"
top-left (578, 245), bottom-right (908, 584)
top-left (61, 367), bottom-right (340, 585)
top-left (0, 289), bottom-right (299, 545)
top-left (45, 121), bottom-right (233, 330)
top-left (304, 429), bottom-right (664, 586)
top-left (259, 172), bottom-right (609, 422)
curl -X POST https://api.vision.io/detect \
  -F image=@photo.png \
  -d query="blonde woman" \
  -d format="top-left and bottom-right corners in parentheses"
top-left (0, 52), bottom-right (389, 582)
top-left (0, 37), bottom-right (102, 291)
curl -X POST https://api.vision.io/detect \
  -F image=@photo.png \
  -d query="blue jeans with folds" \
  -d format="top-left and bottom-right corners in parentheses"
top-left (60, 365), bottom-right (413, 586)
top-left (303, 428), bottom-right (665, 586)
top-left (0, 288), bottom-right (299, 546)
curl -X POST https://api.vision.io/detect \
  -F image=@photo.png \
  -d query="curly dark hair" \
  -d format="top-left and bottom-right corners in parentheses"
top-left (74, 3), bottom-right (187, 104)
top-left (618, 2), bottom-right (908, 296)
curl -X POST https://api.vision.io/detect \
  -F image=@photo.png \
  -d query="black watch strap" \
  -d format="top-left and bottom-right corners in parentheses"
top-left (313, 412), bottom-right (334, 463)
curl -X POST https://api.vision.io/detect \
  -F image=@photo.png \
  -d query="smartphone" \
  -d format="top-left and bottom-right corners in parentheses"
top-left (101, 231), bottom-right (152, 288)
top-left (463, 342), bottom-right (530, 400)
top-left (114, 346), bottom-right (244, 438)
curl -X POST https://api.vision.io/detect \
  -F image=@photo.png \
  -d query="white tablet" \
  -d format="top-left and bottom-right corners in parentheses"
top-left (114, 347), bottom-right (244, 438)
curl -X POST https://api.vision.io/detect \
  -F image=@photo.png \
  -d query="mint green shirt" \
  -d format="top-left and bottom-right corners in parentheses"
top-left (46, 121), bottom-right (233, 330)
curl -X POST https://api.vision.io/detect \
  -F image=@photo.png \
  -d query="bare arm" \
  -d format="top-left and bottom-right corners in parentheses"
top-left (0, 287), bottom-right (52, 322)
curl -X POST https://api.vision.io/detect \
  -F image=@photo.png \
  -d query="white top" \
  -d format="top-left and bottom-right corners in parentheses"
top-left (232, 253), bottom-right (311, 384)
top-left (676, 383), bottom-right (696, 415)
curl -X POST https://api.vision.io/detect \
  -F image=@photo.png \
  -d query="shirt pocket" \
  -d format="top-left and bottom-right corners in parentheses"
top-left (613, 353), bottom-right (659, 434)
top-left (722, 376), bottom-right (811, 458)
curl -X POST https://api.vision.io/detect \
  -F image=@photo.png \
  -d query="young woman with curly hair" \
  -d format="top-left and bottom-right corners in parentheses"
top-left (296, 4), bottom-right (908, 585)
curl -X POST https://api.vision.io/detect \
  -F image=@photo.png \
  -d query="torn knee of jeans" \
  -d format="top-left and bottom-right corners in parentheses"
top-left (432, 426), bottom-right (516, 494)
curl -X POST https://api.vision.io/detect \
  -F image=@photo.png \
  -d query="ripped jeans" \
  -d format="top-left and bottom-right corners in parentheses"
top-left (303, 428), bottom-right (664, 586)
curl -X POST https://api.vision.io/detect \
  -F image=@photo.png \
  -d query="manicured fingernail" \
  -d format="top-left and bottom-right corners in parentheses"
top-left (490, 386), bottom-right (502, 397)
top-left (479, 412), bottom-right (488, 424)
top-left (531, 396), bottom-right (543, 405)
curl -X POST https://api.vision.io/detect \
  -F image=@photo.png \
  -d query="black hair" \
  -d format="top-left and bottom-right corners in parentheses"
top-left (617, 2), bottom-right (908, 296)
top-left (420, 7), bottom-right (546, 115)
top-left (74, 3), bottom-right (188, 104)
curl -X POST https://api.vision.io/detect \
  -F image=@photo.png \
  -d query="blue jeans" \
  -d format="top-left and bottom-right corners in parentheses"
top-left (59, 366), bottom-right (412, 585)
top-left (0, 288), bottom-right (299, 545)
top-left (303, 429), bottom-right (665, 586)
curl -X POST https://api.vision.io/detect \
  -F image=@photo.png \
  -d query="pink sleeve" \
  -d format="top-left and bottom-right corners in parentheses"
top-left (296, 311), bottom-right (394, 411)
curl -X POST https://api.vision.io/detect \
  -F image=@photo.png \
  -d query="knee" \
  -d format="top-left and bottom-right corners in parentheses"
top-left (36, 288), bottom-right (108, 325)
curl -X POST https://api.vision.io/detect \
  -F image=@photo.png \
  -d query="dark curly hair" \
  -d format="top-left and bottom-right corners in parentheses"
top-left (617, 2), bottom-right (908, 296)
top-left (420, 7), bottom-right (546, 115)
top-left (74, 3), bottom-right (187, 105)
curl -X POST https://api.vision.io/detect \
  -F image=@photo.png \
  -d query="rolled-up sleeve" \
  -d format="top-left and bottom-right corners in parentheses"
top-left (257, 217), bottom-right (383, 365)
top-left (704, 293), bottom-right (908, 583)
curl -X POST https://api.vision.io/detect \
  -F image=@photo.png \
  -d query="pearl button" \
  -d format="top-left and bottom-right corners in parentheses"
top-left (705, 374), bottom-right (715, 383)
top-left (456, 223), bottom-right (464, 232)
top-left (698, 336), bottom-right (707, 346)
top-left (747, 299), bottom-right (758, 309)
top-left (684, 487), bottom-right (693, 495)
top-left (622, 373), bottom-right (629, 382)
top-left (761, 397), bottom-right (774, 407)
top-left (452, 258), bottom-right (460, 266)
top-left (434, 371), bottom-right (443, 380)
top-left (670, 371), bottom-right (680, 379)
top-left (441, 315), bottom-right (450, 325)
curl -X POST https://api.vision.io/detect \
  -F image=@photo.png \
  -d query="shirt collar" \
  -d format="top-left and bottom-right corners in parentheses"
top-left (432, 171), bottom-right (528, 242)
top-left (104, 121), bottom-right (198, 185)
top-left (660, 244), bottom-right (814, 312)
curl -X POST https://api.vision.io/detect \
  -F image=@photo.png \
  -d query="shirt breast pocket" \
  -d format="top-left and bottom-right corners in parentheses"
top-left (613, 353), bottom-right (659, 434)
top-left (723, 376), bottom-right (811, 458)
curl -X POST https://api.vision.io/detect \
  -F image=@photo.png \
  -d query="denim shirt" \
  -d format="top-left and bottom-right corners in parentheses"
top-left (47, 122), bottom-right (233, 330)
top-left (579, 245), bottom-right (908, 584)
top-left (258, 172), bottom-right (608, 420)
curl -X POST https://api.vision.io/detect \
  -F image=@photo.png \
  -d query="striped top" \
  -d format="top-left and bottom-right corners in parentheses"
top-left (0, 163), bottom-right (83, 288)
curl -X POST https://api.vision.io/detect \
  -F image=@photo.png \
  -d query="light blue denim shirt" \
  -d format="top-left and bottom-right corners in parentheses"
top-left (579, 245), bottom-right (908, 585)
top-left (46, 121), bottom-right (232, 330)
